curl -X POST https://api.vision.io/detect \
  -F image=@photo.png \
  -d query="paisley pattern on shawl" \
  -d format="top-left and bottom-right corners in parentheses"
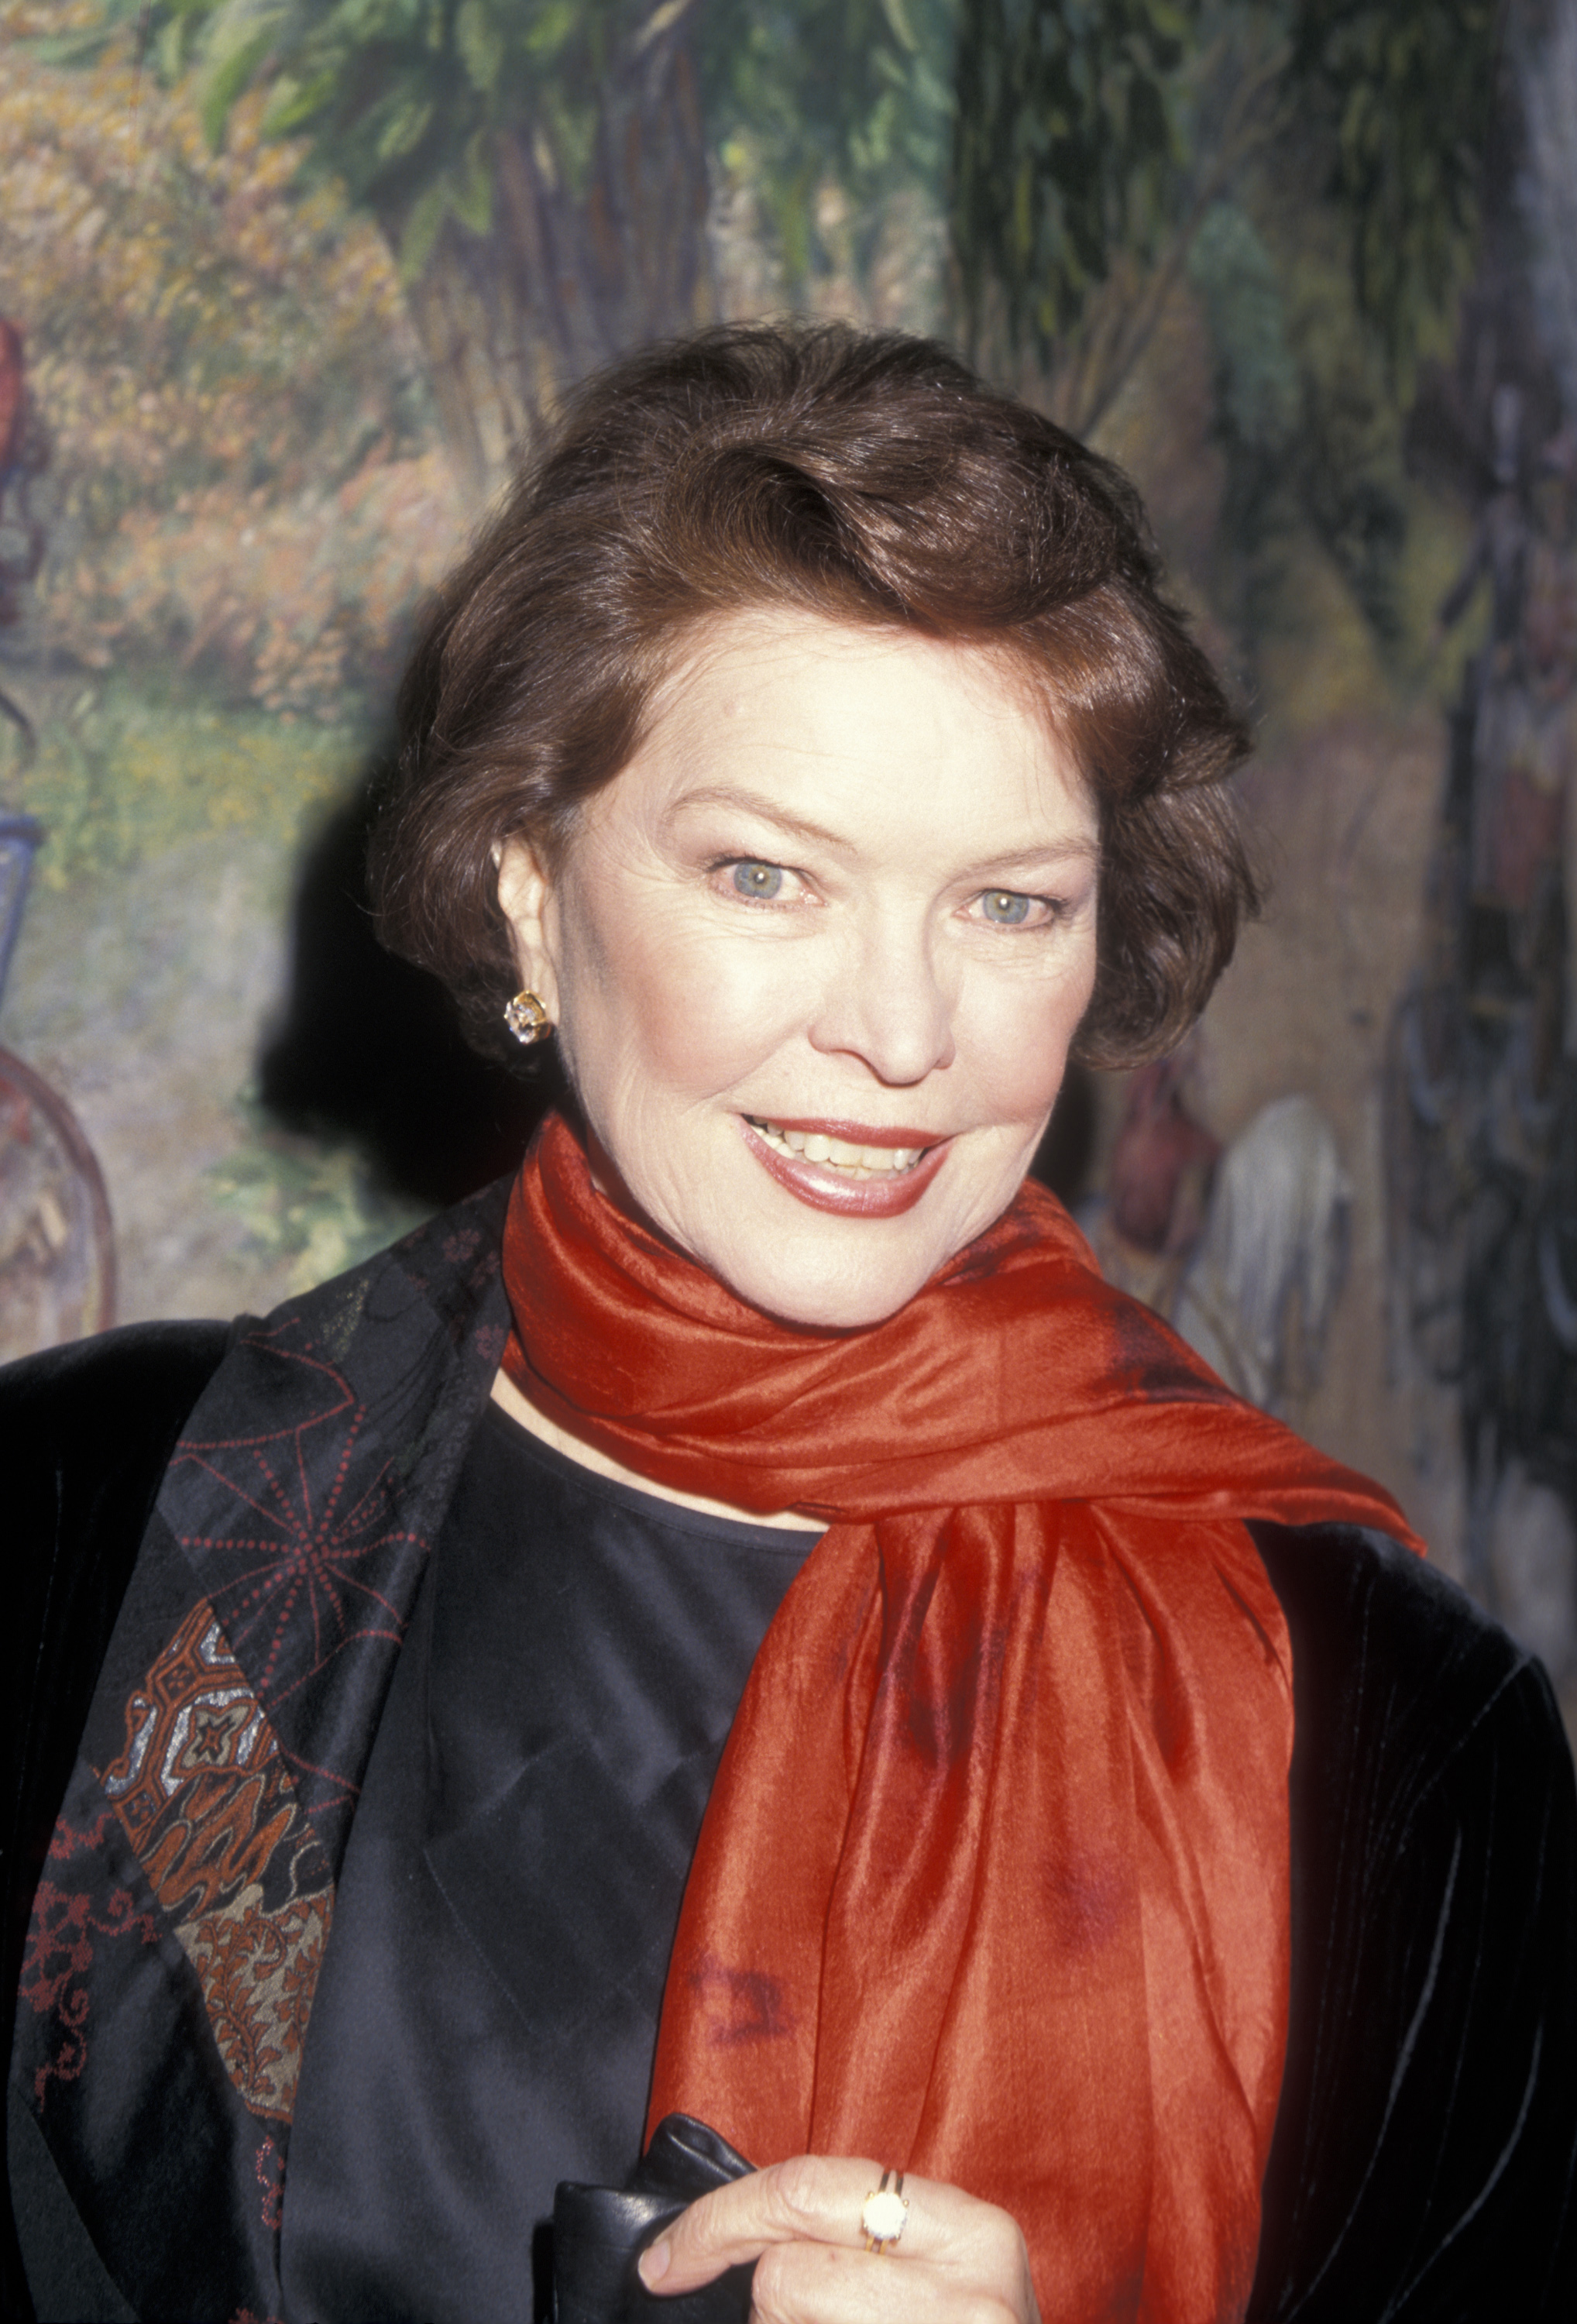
top-left (95, 1600), bottom-right (332, 2123)
top-left (12, 1181), bottom-right (513, 2322)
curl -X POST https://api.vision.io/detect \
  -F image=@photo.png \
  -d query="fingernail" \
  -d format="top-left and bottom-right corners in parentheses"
top-left (638, 2237), bottom-right (672, 2288)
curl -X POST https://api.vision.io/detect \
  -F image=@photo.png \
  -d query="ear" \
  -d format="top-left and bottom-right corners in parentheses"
top-left (494, 837), bottom-right (562, 1023)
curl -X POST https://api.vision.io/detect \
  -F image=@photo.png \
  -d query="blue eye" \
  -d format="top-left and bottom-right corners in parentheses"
top-left (732, 861), bottom-right (785, 900)
top-left (981, 890), bottom-right (1032, 926)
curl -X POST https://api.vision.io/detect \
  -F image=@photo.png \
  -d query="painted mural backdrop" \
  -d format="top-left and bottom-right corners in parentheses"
top-left (2, 0), bottom-right (1574, 1717)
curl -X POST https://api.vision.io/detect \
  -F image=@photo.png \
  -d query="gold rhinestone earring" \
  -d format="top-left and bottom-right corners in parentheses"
top-left (503, 989), bottom-right (551, 1045)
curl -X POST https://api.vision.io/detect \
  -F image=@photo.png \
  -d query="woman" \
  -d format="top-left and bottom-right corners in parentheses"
top-left (6, 325), bottom-right (1575, 2324)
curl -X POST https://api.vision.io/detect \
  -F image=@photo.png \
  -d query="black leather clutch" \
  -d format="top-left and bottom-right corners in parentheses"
top-left (552, 2113), bottom-right (757, 2324)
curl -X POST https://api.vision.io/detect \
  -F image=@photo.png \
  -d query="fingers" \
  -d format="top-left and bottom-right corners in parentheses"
top-left (637, 2155), bottom-right (1037, 2324)
top-left (641, 2155), bottom-right (913, 2287)
top-left (747, 2240), bottom-right (1032, 2324)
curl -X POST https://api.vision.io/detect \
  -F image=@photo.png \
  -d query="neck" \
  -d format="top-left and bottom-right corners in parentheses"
top-left (489, 1367), bottom-right (826, 1533)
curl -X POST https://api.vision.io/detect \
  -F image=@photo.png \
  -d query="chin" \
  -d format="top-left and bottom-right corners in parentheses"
top-left (758, 1281), bottom-right (921, 1332)
top-left (683, 1153), bottom-right (1036, 1330)
top-left (717, 1236), bottom-right (951, 1333)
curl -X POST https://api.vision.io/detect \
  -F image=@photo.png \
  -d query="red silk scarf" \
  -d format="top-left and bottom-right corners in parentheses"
top-left (501, 1112), bottom-right (1421, 2322)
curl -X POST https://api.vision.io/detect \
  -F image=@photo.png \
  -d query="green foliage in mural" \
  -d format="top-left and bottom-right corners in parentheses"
top-left (1283, 237), bottom-right (1408, 641)
top-left (953, 0), bottom-right (1194, 358)
top-left (1186, 198), bottom-right (1298, 625)
top-left (1189, 197), bottom-right (1408, 645)
top-left (0, 20), bottom-right (458, 719)
top-left (10, 679), bottom-right (358, 886)
top-left (57, 0), bottom-right (957, 481)
top-left (943, 0), bottom-right (1500, 654)
top-left (69, 0), bottom-right (648, 267)
top-left (206, 1119), bottom-right (430, 1295)
top-left (43, 2), bottom-right (1505, 486)
top-left (950, 0), bottom-right (1503, 428)
top-left (705, 0), bottom-right (954, 294)
top-left (13, 0), bottom-right (1508, 669)
top-left (1187, 201), bottom-right (1297, 455)
top-left (1290, 0), bottom-right (1501, 390)
top-left (59, 0), bottom-right (716, 483)
top-left (93, 0), bottom-right (955, 293)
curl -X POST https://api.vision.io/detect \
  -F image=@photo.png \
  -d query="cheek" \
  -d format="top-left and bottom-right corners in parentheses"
top-left (964, 966), bottom-right (1093, 1126)
top-left (562, 906), bottom-right (810, 1105)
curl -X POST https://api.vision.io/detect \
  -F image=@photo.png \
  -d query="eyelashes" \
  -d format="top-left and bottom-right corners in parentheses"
top-left (976, 889), bottom-right (1064, 928)
top-left (709, 856), bottom-right (1070, 928)
top-left (708, 856), bottom-right (814, 908)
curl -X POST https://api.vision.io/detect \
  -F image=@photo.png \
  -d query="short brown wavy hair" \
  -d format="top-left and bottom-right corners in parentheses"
top-left (370, 322), bottom-right (1257, 1071)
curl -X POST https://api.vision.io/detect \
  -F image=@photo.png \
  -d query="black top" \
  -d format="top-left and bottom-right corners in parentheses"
top-left (5, 1310), bottom-right (1577, 2322)
top-left (277, 1403), bottom-right (821, 2324)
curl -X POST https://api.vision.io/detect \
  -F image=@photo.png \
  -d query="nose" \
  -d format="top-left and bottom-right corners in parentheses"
top-left (806, 908), bottom-right (957, 1086)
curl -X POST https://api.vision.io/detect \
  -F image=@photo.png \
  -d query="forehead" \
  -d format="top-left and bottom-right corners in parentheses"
top-left (602, 607), bottom-right (1095, 843)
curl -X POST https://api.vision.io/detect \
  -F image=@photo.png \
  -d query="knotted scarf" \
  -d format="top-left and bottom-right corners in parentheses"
top-left (501, 1112), bottom-right (1421, 2323)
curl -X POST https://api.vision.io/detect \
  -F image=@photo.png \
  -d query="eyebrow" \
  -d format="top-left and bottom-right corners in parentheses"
top-left (667, 783), bottom-right (1101, 875)
top-left (952, 840), bottom-right (1101, 881)
top-left (666, 785), bottom-right (854, 852)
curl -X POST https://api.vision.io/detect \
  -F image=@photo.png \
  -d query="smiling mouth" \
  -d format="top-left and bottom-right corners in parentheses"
top-left (744, 1118), bottom-right (934, 1177)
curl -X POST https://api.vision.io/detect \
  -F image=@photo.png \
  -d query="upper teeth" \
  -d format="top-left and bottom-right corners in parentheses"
top-left (748, 1119), bottom-right (926, 1174)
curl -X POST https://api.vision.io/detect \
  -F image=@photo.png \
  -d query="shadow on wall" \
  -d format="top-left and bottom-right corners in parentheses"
top-left (260, 783), bottom-right (1100, 1217)
top-left (1032, 1061), bottom-right (1097, 1208)
top-left (259, 783), bottom-right (562, 1207)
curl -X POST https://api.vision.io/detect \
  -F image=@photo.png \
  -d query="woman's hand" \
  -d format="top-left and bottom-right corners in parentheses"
top-left (637, 2154), bottom-right (1042, 2324)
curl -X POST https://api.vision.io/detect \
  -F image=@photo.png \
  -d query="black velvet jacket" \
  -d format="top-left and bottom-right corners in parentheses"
top-left (5, 1184), bottom-right (1576, 2321)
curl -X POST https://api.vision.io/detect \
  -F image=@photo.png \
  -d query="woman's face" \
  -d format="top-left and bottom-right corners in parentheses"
top-left (497, 610), bottom-right (1100, 1329)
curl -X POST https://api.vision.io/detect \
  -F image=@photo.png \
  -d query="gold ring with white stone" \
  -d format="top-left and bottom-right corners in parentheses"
top-left (861, 2169), bottom-right (909, 2254)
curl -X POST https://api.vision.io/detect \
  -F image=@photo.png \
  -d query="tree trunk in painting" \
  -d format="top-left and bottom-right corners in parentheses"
top-left (390, 21), bottom-right (713, 497)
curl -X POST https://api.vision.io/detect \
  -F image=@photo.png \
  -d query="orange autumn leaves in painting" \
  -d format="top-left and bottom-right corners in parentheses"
top-left (0, 3), bottom-right (468, 717)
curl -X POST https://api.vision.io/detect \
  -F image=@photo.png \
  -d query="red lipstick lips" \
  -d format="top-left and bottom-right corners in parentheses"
top-left (754, 1117), bottom-right (937, 1147)
top-left (740, 1116), bottom-right (950, 1218)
